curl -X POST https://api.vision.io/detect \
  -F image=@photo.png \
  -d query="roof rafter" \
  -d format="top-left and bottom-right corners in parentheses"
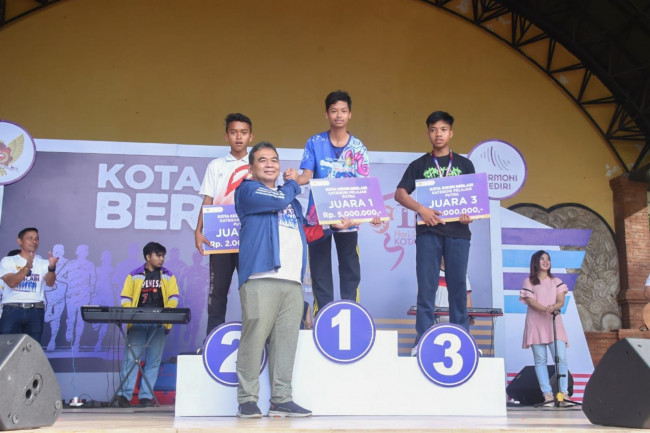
top-left (0, 0), bottom-right (61, 27)
top-left (421, 0), bottom-right (650, 174)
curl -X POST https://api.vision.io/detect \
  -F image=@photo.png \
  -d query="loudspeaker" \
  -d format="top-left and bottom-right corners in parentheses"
top-left (506, 365), bottom-right (574, 405)
top-left (583, 338), bottom-right (650, 429)
top-left (0, 335), bottom-right (62, 431)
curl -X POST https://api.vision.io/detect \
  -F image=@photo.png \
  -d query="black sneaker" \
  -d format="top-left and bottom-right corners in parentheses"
top-left (115, 395), bottom-right (131, 408)
top-left (237, 401), bottom-right (262, 418)
top-left (268, 401), bottom-right (312, 418)
top-left (138, 398), bottom-right (154, 407)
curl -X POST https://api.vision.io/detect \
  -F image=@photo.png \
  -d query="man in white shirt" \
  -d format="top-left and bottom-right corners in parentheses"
top-left (0, 228), bottom-right (58, 342)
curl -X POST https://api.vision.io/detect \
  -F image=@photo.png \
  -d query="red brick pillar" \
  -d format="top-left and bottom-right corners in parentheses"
top-left (610, 175), bottom-right (650, 329)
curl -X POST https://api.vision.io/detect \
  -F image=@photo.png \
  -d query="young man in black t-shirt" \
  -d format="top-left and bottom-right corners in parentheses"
top-left (395, 111), bottom-right (474, 351)
top-left (115, 242), bottom-right (179, 407)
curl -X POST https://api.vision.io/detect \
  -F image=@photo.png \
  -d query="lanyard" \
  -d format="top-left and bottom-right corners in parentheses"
top-left (432, 150), bottom-right (453, 177)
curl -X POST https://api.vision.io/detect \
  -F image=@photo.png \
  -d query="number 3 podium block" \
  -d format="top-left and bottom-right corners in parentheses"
top-left (175, 330), bottom-right (506, 417)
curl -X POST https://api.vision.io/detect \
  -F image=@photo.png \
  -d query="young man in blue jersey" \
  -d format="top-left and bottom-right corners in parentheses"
top-left (297, 90), bottom-right (378, 315)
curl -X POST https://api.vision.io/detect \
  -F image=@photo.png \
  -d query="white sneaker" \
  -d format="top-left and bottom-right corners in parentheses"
top-left (410, 346), bottom-right (417, 357)
top-left (542, 393), bottom-right (554, 406)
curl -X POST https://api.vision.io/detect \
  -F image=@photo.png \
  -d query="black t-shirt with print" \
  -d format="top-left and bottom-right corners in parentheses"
top-left (138, 268), bottom-right (164, 308)
top-left (396, 151), bottom-right (475, 240)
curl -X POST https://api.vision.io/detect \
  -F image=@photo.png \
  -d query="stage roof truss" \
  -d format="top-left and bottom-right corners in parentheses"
top-left (0, 0), bottom-right (61, 27)
top-left (422, 0), bottom-right (650, 175)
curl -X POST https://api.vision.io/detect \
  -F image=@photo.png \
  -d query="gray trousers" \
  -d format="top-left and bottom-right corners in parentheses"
top-left (236, 278), bottom-right (303, 404)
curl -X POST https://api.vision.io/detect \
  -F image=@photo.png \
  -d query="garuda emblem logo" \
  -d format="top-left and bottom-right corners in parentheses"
top-left (0, 120), bottom-right (37, 185)
top-left (0, 135), bottom-right (25, 176)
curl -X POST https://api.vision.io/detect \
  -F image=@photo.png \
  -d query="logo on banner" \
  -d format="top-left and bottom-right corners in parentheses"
top-left (417, 324), bottom-right (479, 387)
top-left (313, 300), bottom-right (376, 363)
top-left (202, 322), bottom-right (268, 386)
top-left (467, 139), bottom-right (526, 200)
top-left (0, 121), bottom-right (37, 185)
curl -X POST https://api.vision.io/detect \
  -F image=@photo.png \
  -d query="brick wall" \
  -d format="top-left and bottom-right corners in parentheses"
top-left (585, 331), bottom-right (619, 367)
top-left (586, 176), bottom-right (650, 366)
top-left (585, 330), bottom-right (650, 367)
top-left (609, 176), bottom-right (650, 329)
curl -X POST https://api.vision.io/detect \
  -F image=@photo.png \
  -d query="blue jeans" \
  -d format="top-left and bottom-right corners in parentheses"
top-left (415, 232), bottom-right (470, 341)
top-left (532, 340), bottom-right (568, 395)
top-left (119, 324), bottom-right (166, 400)
top-left (0, 305), bottom-right (45, 343)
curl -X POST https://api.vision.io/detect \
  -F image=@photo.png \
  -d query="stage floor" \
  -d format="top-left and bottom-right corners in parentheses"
top-left (16, 405), bottom-right (638, 433)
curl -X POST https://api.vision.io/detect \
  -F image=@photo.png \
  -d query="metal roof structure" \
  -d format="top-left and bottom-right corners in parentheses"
top-left (0, 0), bottom-right (62, 28)
top-left (422, 0), bottom-right (650, 179)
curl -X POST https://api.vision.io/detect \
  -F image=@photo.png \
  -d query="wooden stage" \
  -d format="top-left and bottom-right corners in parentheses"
top-left (15, 405), bottom-right (639, 433)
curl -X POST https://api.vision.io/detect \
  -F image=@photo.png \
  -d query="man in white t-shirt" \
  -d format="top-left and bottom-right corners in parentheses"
top-left (194, 113), bottom-right (253, 338)
top-left (0, 228), bottom-right (59, 342)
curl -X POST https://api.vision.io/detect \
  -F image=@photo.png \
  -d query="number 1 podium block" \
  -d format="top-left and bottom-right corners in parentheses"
top-left (175, 330), bottom-right (506, 417)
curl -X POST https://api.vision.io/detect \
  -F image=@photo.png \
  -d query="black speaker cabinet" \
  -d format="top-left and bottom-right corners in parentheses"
top-left (506, 365), bottom-right (574, 405)
top-left (583, 338), bottom-right (650, 429)
top-left (0, 335), bottom-right (62, 431)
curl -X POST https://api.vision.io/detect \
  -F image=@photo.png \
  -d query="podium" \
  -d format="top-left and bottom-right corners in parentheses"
top-left (175, 330), bottom-right (506, 416)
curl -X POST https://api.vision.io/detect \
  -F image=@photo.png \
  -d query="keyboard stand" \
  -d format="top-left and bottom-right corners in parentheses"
top-left (109, 321), bottom-right (162, 407)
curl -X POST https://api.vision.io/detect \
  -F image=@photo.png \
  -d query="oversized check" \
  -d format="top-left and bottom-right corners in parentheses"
top-left (310, 177), bottom-right (389, 224)
top-left (202, 204), bottom-right (240, 254)
top-left (415, 173), bottom-right (490, 223)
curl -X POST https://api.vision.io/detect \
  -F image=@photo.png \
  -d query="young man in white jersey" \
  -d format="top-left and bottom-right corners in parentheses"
top-left (195, 113), bottom-right (253, 337)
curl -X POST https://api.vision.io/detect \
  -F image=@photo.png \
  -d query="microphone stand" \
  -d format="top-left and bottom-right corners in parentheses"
top-left (552, 310), bottom-right (580, 407)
